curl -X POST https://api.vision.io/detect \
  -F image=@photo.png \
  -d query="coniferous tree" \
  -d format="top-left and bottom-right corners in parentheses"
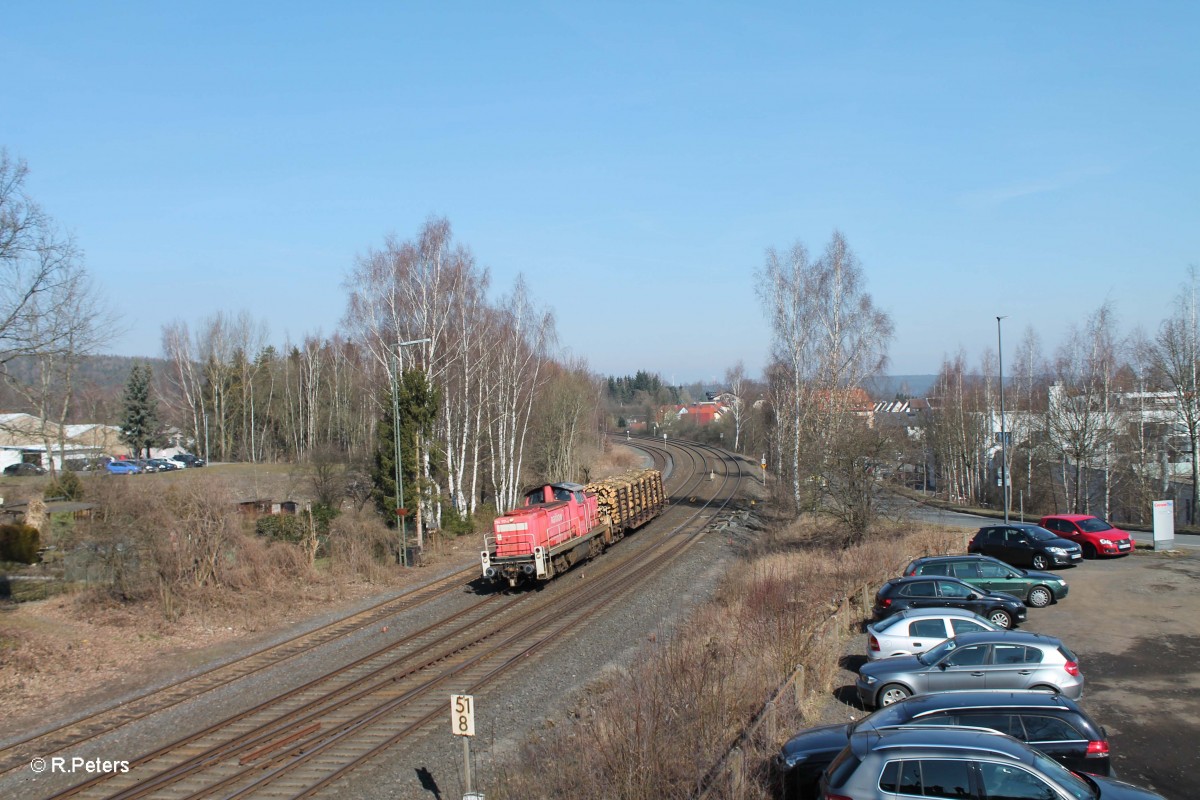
top-left (371, 369), bottom-right (439, 525)
top-left (120, 363), bottom-right (160, 458)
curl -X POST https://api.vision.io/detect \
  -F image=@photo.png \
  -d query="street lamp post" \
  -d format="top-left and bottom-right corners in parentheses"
top-left (997, 316), bottom-right (1009, 523)
top-left (392, 337), bottom-right (431, 566)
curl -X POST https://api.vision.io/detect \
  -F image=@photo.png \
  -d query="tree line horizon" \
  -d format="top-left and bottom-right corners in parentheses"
top-left (5, 146), bottom-right (1199, 536)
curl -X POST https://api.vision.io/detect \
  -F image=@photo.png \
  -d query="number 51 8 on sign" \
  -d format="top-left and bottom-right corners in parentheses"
top-left (451, 694), bottom-right (475, 737)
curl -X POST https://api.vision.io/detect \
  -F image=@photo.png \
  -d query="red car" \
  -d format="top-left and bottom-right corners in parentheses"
top-left (1039, 514), bottom-right (1134, 558)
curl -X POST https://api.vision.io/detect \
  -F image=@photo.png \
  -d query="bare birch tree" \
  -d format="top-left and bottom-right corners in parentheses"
top-left (1045, 303), bottom-right (1121, 513)
top-left (756, 231), bottom-right (893, 518)
top-left (0, 150), bottom-right (114, 465)
top-left (161, 320), bottom-right (204, 452)
top-left (1140, 267), bottom-right (1200, 523)
top-left (484, 277), bottom-right (555, 512)
top-left (343, 217), bottom-right (483, 538)
top-left (530, 359), bottom-right (601, 483)
top-left (1011, 327), bottom-right (1049, 509)
top-left (723, 361), bottom-right (747, 452)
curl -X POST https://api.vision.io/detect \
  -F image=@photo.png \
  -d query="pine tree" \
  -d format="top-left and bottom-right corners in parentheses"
top-left (120, 362), bottom-right (160, 458)
top-left (372, 369), bottom-right (439, 525)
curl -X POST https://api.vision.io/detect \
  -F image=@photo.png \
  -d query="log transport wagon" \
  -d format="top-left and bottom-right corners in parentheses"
top-left (480, 469), bottom-right (666, 587)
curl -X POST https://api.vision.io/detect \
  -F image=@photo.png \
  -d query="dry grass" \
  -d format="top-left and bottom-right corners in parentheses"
top-left (591, 442), bottom-right (644, 479)
top-left (490, 517), bottom-right (965, 800)
top-left (0, 472), bottom-right (460, 726)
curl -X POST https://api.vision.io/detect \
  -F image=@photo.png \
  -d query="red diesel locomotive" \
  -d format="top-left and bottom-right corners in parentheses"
top-left (480, 469), bottom-right (666, 588)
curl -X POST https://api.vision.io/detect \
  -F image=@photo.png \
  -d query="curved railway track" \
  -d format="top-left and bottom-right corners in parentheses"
top-left (0, 567), bottom-right (480, 776)
top-left (12, 437), bottom-right (749, 800)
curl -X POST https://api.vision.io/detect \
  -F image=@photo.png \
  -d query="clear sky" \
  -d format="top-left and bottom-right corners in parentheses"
top-left (4, 2), bottom-right (1197, 384)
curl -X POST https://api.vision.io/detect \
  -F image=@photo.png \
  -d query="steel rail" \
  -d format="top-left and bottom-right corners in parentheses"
top-left (44, 438), bottom-right (745, 800)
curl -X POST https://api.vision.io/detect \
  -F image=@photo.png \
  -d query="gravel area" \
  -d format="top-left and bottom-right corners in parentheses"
top-left (773, 551), bottom-right (1200, 800)
top-left (333, 507), bottom-right (763, 799)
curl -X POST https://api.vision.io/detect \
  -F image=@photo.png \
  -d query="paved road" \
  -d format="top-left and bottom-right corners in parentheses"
top-left (890, 493), bottom-right (1200, 550)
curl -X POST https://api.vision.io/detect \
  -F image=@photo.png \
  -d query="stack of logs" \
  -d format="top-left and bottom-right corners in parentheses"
top-left (586, 468), bottom-right (666, 530)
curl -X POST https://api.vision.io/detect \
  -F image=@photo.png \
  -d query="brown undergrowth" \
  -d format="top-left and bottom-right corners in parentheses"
top-left (0, 476), bottom-right (465, 728)
top-left (489, 517), bottom-right (964, 800)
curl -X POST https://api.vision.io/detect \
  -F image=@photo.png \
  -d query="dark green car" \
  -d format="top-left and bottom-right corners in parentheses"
top-left (902, 554), bottom-right (1068, 608)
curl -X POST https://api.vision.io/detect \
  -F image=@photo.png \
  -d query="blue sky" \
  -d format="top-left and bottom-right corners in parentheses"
top-left (4, 2), bottom-right (1197, 384)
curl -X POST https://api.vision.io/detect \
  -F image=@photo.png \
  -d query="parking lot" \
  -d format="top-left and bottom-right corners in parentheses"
top-left (831, 549), bottom-right (1199, 799)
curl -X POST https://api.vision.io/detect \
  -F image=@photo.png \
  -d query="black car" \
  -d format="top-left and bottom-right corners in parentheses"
top-left (873, 575), bottom-right (1027, 629)
top-left (777, 689), bottom-right (1113, 799)
top-left (170, 453), bottom-right (206, 468)
top-left (3, 462), bottom-right (47, 476)
top-left (969, 522), bottom-right (1082, 570)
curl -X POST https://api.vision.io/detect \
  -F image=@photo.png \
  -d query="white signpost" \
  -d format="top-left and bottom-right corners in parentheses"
top-left (451, 694), bottom-right (481, 799)
top-left (1153, 500), bottom-right (1175, 551)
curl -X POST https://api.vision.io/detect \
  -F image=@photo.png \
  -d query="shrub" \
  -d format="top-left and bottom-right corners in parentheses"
top-left (44, 471), bottom-right (84, 501)
top-left (310, 503), bottom-right (340, 532)
top-left (0, 524), bottom-right (41, 564)
top-left (437, 503), bottom-right (477, 538)
top-left (255, 513), bottom-right (309, 544)
top-left (326, 508), bottom-right (394, 582)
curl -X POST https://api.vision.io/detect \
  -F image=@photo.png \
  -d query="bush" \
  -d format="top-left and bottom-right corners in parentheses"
top-left (310, 503), bottom-right (340, 532)
top-left (44, 471), bottom-right (85, 501)
top-left (326, 508), bottom-right (394, 582)
top-left (0, 524), bottom-right (41, 564)
top-left (255, 513), bottom-right (308, 544)
top-left (437, 503), bottom-right (477, 538)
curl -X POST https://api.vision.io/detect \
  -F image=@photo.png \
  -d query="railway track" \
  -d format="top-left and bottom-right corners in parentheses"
top-left (14, 438), bottom-right (747, 800)
top-left (0, 566), bottom-right (480, 777)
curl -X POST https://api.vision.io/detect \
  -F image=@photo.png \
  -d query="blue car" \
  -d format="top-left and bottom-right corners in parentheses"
top-left (105, 460), bottom-right (141, 475)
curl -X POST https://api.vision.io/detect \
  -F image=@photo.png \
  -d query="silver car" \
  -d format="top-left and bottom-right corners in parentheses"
top-left (866, 608), bottom-right (1000, 661)
top-left (856, 630), bottom-right (1083, 708)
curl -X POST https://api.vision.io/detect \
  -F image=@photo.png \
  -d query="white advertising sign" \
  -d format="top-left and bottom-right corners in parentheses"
top-left (1152, 500), bottom-right (1175, 551)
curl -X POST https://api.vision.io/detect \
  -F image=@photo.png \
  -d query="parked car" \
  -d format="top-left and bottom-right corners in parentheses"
top-left (968, 522), bottom-right (1083, 569)
top-left (79, 456), bottom-right (113, 471)
top-left (3, 462), bottom-right (47, 476)
top-left (144, 458), bottom-right (178, 471)
top-left (819, 726), bottom-right (1164, 800)
top-left (1040, 514), bottom-right (1134, 559)
top-left (105, 460), bottom-right (141, 475)
top-left (873, 575), bottom-right (1028, 629)
top-left (777, 689), bottom-right (1114, 799)
top-left (856, 630), bottom-right (1083, 708)
top-left (904, 554), bottom-right (1069, 609)
top-left (866, 608), bottom-right (1000, 661)
top-left (170, 453), bottom-right (205, 468)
